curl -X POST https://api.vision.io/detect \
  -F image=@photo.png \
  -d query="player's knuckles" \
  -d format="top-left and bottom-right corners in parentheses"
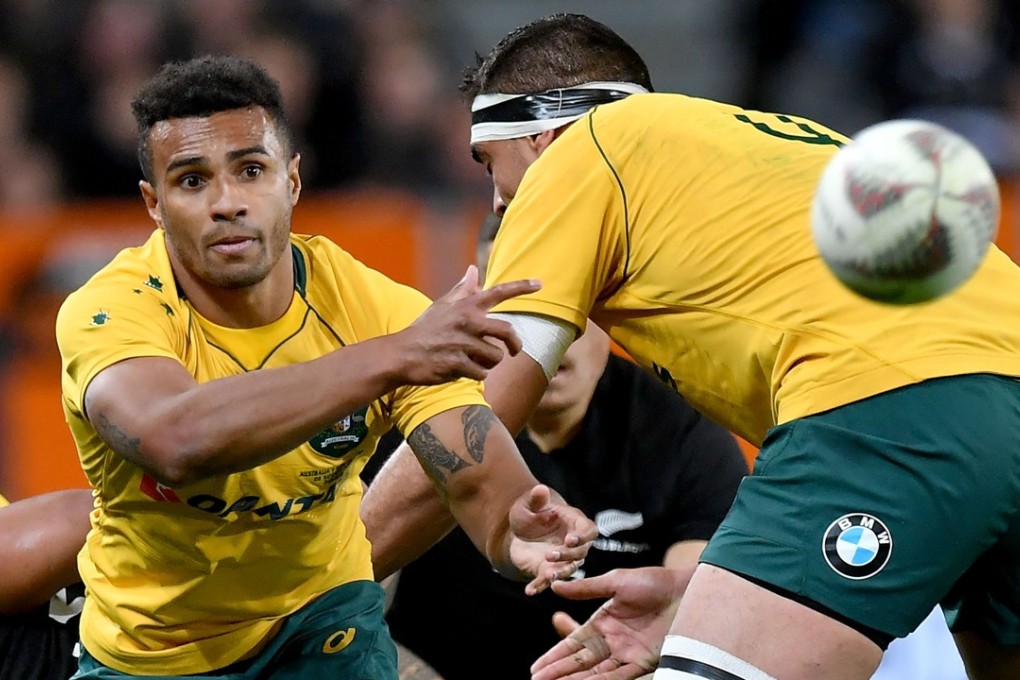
top-left (486, 319), bottom-right (515, 339)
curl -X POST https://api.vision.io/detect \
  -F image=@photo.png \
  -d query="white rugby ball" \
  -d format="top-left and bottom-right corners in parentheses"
top-left (811, 119), bottom-right (1000, 304)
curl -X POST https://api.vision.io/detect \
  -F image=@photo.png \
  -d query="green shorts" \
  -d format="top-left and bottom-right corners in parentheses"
top-left (700, 373), bottom-right (1020, 644)
top-left (73, 580), bottom-right (397, 679)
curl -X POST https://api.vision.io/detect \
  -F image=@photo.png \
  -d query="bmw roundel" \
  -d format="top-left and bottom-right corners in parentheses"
top-left (822, 513), bottom-right (893, 579)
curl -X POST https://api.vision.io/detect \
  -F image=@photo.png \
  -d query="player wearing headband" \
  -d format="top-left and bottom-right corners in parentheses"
top-left (363, 13), bottom-right (1020, 680)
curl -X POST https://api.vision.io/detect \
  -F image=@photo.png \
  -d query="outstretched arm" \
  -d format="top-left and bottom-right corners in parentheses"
top-left (364, 345), bottom-right (553, 580)
top-left (82, 268), bottom-right (539, 486)
top-left (400, 403), bottom-right (596, 594)
top-left (0, 489), bottom-right (93, 614)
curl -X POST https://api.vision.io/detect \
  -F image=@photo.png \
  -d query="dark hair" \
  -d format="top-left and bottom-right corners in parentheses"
top-left (131, 55), bottom-right (293, 183)
top-left (460, 13), bottom-right (653, 102)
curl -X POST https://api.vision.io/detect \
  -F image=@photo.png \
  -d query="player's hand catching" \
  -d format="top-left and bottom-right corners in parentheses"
top-left (394, 265), bottom-right (540, 384)
top-left (506, 485), bottom-right (597, 596)
top-left (530, 566), bottom-right (692, 680)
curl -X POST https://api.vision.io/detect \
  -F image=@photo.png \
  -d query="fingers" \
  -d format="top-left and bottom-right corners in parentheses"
top-left (592, 659), bottom-right (648, 680)
top-left (527, 484), bottom-right (553, 512)
top-left (531, 621), bottom-right (610, 680)
top-left (442, 270), bottom-right (539, 308)
top-left (525, 574), bottom-right (551, 596)
top-left (553, 558), bottom-right (585, 581)
top-left (523, 486), bottom-right (597, 542)
top-left (573, 515), bottom-right (599, 545)
top-left (549, 570), bottom-right (621, 602)
top-left (549, 529), bottom-right (597, 560)
top-left (472, 317), bottom-right (522, 357)
top-left (552, 611), bottom-right (580, 639)
top-left (464, 265), bottom-right (481, 291)
top-left (426, 273), bottom-right (537, 367)
top-left (463, 337), bottom-right (507, 372)
top-left (527, 556), bottom-right (585, 596)
top-left (477, 277), bottom-right (542, 310)
top-left (550, 543), bottom-right (589, 563)
top-left (445, 265), bottom-right (482, 300)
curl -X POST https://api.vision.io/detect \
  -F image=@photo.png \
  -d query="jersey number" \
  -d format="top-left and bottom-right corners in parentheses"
top-left (734, 113), bottom-right (845, 147)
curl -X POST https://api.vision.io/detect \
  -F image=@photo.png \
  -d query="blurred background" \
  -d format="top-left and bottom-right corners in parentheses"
top-left (1, 0), bottom-right (1019, 498)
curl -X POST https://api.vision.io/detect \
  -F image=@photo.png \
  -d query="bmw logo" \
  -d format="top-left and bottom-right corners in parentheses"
top-left (822, 513), bottom-right (893, 580)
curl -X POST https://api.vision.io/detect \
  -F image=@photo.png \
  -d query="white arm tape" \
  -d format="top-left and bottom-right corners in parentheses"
top-left (489, 312), bottom-right (575, 381)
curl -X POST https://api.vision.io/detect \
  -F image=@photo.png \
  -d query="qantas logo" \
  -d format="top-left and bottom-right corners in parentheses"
top-left (139, 473), bottom-right (341, 520)
top-left (140, 474), bottom-right (180, 502)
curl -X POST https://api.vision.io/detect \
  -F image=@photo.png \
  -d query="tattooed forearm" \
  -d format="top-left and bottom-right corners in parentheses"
top-left (462, 405), bottom-right (493, 464)
top-left (93, 412), bottom-right (143, 464)
top-left (408, 422), bottom-right (469, 484)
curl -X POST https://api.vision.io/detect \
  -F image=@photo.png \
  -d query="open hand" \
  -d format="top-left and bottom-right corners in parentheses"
top-left (530, 566), bottom-right (691, 680)
top-left (507, 485), bottom-right (597, 595)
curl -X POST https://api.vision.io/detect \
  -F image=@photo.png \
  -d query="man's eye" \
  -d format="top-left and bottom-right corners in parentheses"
top-left (180, 175), bottom-right (203, 189)
top-left (242, 165), bottom-right (263, 179)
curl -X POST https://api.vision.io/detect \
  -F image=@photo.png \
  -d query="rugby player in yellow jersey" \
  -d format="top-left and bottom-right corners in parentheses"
top-left (363, 14), bottom-right (1020, 680)
top-left (55, 55), bottom-right (596, 679)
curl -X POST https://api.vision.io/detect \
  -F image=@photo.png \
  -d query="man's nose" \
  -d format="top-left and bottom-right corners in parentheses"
top-left (492, 186), bottom-right (507, 216)
top-left (209, 177), bottom-right (248, 221)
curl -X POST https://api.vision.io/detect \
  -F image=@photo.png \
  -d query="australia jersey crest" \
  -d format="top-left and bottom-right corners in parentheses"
top-left (309, 406), bottom-right (369, 458)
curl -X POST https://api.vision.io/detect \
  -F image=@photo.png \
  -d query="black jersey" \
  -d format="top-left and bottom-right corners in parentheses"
top-left (373, 355), bottom-right (748, 680)
top-left (0, 582), bottom-right (83, 680)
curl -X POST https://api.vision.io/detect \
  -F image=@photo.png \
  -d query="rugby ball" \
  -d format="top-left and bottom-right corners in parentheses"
top-left (811, 119), bottom-right (999, 304)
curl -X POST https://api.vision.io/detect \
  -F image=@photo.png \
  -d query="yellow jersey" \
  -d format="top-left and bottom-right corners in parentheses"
top-left (487, 93), bottom-right (1020, 445)
top-left (56, 229), bottom-right (485, 674)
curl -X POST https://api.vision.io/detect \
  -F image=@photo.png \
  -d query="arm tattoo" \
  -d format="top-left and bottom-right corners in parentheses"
top-left (408, 422), bottom-right (469, 484)
top-left (462, 405), bottom-right (494, 464)
top-left (93, 412), bottom-right (143, 464)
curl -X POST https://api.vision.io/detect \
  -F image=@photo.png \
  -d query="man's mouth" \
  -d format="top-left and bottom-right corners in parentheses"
top-left (210, 236), bottom-right (257, 255)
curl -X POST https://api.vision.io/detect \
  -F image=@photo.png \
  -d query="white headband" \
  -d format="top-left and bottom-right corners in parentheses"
top-left (470, 81), bottom-right (648, 144)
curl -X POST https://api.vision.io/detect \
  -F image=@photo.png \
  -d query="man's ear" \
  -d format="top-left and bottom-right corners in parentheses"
top-left (139, 181), bottom-right (163, 229)
top-left (530, 128), bottom-right (561, 155)
top-left (288, 153), bottom-right (302, 207)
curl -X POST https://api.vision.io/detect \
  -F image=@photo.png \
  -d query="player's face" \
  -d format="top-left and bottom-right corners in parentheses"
top-left (536, 323), bottom-right (610, 416)
top-left (139, 106), bottom-right (301, 290)
top-left (472, 138), bottom-right (544, 215)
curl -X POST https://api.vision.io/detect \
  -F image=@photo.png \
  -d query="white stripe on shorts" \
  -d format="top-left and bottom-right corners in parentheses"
top-left (653, 636), bottom-right (777, 680)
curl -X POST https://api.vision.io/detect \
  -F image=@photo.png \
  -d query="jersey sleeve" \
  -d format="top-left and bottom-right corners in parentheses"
top-left (56, 282), bottom-right (185, 416)
top-left (485, 111), bottom-right (628, 333)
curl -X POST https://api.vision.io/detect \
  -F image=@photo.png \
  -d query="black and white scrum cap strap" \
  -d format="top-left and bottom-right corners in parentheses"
top-left (470, 81), bottom-right (648, 143)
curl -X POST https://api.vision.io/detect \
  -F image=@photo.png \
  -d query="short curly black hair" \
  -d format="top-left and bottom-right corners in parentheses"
top-left (131, 55), bottom-right (293, 183)
top-left (460, 14), bottom-right (653, 102)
